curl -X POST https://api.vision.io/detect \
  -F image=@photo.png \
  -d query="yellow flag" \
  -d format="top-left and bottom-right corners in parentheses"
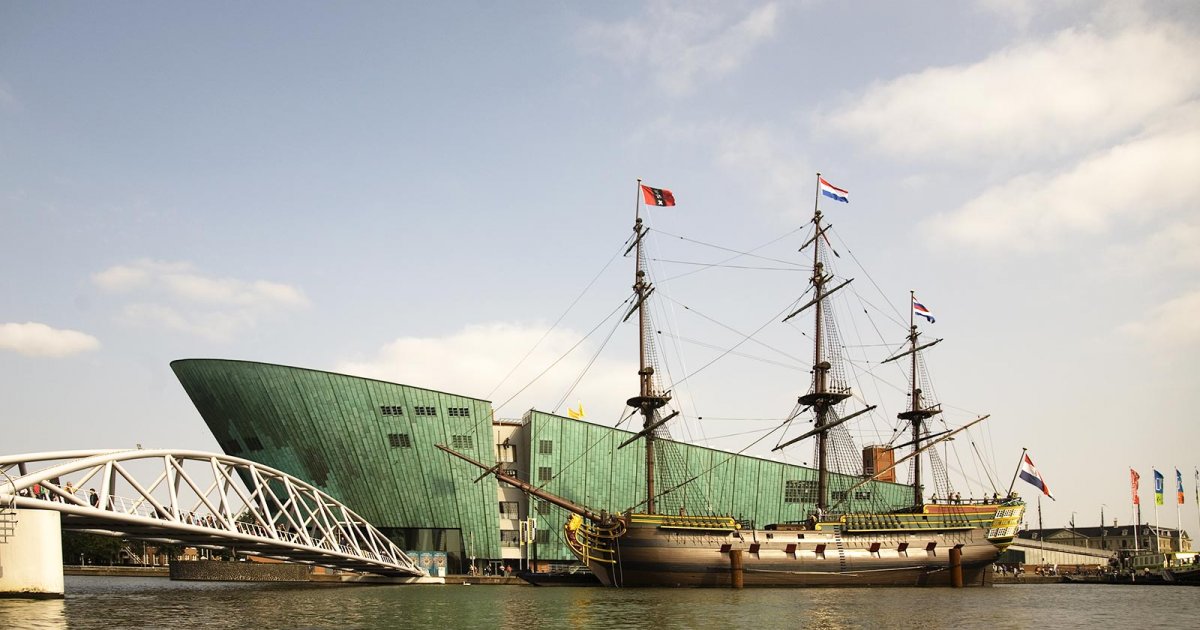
top-left (567, 403), bottom-right (585, 419)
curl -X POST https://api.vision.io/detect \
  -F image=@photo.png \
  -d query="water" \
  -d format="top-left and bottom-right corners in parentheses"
top-left (2, 576), bottom-right (1198, 629)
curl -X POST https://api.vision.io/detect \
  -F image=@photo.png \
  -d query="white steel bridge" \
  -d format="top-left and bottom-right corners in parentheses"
top-left (0, 449), bottom-right (425, 578)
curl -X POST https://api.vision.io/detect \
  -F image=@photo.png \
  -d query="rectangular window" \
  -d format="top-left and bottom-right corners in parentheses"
top-left (447, 407), bottom-right (470, 417)
top-left (536, 500), bottom-right (550, 516)
top-left (534, 529), bottom-right (550, 544)
top-left (538, 467), bottom-right (553, 482)
top-left (220, 439), bottom-right (243, 455)
top-left (499, 501), bottom-right (519, 518)
top-left (380, 405), bottom-right (404, 416)
top-left (538, 440), bottom-right (553, 455)
top-left (451, 435), bottom-right (474, 450)
top-left (784, 480), bottom-right (816, 503)
top-left (831, 491), bottom-right (848, 501)
top-left (414, 406), bottom-right (437, 416)
top-left (388, 433), bottom-right (411, 448)
top-left (500, 530), bottom-right (520, 547)
top-left (496, 443), bottom-right (516, 463)
top-left (502, 468), bottom-right (519, 477)
top-left (245, 436), bottom-right (264, 452)
top-left (854, 491), bottom-right (872, 500)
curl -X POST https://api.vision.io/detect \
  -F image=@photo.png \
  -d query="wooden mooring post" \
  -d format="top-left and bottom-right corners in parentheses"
top-left (729, 549), bottom-right (744, 589)
top-left (949, 546), bottom-right (963, 588)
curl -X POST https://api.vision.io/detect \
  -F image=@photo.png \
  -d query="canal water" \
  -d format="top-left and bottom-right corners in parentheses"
top-left (2, 576), bottom-right (1198, 629)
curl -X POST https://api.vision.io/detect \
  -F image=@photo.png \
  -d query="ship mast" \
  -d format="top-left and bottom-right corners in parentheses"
top-left (795, 173), bottom-right (851, 513)
top-left (897, 291), bottom-right (939, 506)
top-left (626, 180), bottom-right (670, 515)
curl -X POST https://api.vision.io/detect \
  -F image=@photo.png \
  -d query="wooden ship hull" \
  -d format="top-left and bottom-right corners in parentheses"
top-left (566, 502), bottom-right (1025, 588)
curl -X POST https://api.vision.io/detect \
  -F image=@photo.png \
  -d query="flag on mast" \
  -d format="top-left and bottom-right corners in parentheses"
top-left (1177, 469), bottom-right (1185, 504)
top-left (818, 177), bottom-right (849, 203)
top-left (913, 296), bottom-right (936, 324)
top-left (1131, 468), bottom-right (1140, 505)
top-left (1018, 452), bottom-right (1054, 499)
top-left (1154, 469), bottom-right (1164, 505)
top-left (567, 402), bottom-right (585, 420)
top-left (640, 184), bottom-right (675, 207)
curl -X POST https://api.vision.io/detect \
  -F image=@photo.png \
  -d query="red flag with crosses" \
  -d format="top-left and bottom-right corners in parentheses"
top-left (640, 184), bottom-right (675, 207)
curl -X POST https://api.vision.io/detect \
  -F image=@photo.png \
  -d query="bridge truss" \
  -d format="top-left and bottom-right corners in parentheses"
top-left (0, 449), bottom-right (425, 577)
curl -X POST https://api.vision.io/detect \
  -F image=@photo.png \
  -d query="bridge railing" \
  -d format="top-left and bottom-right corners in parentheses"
top-left (0, 449), bottom-right (424, 577)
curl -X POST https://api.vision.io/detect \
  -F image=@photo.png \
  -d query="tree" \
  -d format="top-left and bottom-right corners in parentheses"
top-left (61, 531), bottom-right (125, 565)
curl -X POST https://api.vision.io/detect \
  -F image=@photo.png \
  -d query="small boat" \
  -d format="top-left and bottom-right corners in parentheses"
top-left (516, 569), bottom-right (601, 587)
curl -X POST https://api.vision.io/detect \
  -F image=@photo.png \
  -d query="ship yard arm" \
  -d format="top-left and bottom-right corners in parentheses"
top-left (435, 444), bottom-right (609, 524)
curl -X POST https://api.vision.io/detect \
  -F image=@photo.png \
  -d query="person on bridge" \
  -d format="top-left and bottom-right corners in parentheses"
top-left (88, 488), bottom-right (99, 508)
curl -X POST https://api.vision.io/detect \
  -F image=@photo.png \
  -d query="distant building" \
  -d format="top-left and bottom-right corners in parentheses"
top-left (1020, 524), bottom-right (1192, 554)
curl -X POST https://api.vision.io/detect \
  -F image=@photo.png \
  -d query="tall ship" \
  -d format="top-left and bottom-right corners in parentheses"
top-left (442, 176), bottom-right (1025, 586)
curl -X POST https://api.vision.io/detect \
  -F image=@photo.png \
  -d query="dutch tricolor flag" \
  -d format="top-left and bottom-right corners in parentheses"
top-left (819, 177), bottom-right (849, 203)
top-left (1019, 453), bottom-right (1054, 500)
top-left (913, 297), bottom-right (935, 324)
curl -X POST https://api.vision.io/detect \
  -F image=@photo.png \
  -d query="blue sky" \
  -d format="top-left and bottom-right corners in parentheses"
top-left (3, 1), bottom-right (1198, 532)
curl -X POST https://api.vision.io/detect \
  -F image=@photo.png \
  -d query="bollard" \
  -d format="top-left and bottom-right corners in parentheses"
top-left (729, 549), bottom-right (744, 589)
top-left (949, 546), bottom-right (963, 588)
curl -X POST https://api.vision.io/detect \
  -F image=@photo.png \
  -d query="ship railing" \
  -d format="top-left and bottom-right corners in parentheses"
top-left (564, 515), bottom-right (623, 565)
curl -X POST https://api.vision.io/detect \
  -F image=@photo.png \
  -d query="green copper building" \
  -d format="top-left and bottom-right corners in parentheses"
top-left (171, 358), bottom-right (911, 573)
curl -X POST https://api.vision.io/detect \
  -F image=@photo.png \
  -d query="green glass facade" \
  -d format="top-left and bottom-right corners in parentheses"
top-left (172, 359), bottom-right (911, 569)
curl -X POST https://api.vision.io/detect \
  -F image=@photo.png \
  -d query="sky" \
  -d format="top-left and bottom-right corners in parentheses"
top-left (2, 0), bottom-right (1198, 534)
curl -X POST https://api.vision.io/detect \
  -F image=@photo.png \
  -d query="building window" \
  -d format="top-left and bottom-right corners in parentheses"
top-left (784, 480), bottom-right (816, 503)
top-left (388, 433), bottom-right (411, 448)
top-left (499, 501), bottom-right (519, 518)
top-left (502, 468), bottom-right (519, 477)
top-left (500, 530), bottom-right (520, 547)
top-left (854, 491), bottom-right (872, 500)
top-left (451, 435), bottom-right (474, 450)
top-left (536, 500), bottom-right (550, 516)
top-left (497, 442), bottom-right (516, 463)
top-left (538, 440), bottom-right (553, 455)
top-left (538, 467), bottom-right (553, 482)
top-left (448, 407), bottom-right (470, 417)
top-left (380, 405), bottom-right (404, 416)
top-left (220, 439), bottom-right (242, 455)
top-left (414, 406), bottom-right (437, 416)
top-left (534, 529), bottom-right (550, 544)
top-left (832, 491), bottom-right (848, 501)
top-left (245, 436), bottom-right (264, 452)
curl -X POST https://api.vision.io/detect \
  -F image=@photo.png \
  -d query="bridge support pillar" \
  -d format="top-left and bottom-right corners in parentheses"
top-left (0, 508), bottom-right (65, 598)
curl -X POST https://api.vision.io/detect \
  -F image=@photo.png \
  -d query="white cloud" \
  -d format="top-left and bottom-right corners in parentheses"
top-left (92, 260), bottom-right (309, 341)
top-left (579, 1), bottom-right (781, 95)
top-left (0, 322), bottom-right (100, 357)
top-left (337, 322), bottom-right (635, 422)
top-left (1118, 289), bottom-right (1200, 347)
top-left (926, 116), bottom-right (1200, 250)
top-left (828, 24), bottom-right (1200, 163)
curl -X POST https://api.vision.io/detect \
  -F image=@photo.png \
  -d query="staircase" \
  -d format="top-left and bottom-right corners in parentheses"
top-left (0, 502), bottom-right (16, 544)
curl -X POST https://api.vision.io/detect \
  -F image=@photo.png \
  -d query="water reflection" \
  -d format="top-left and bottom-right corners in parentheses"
top-left (4, 576), bottom-right (1199, 629)
top-left (0, 597), bottom-right (67, 630)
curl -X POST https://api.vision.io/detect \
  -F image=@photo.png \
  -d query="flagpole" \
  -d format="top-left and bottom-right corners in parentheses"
top-left (636, 177), bottom-right (643, 223)
top-left (1006, 448), bottom-right (1028, 496)
top-left (814, 172), bottom-right (822, 217)
top-left (1195, 468), bottom-right (1199, 553)
top-left (1038, 494), bottom-right (1044, 566)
